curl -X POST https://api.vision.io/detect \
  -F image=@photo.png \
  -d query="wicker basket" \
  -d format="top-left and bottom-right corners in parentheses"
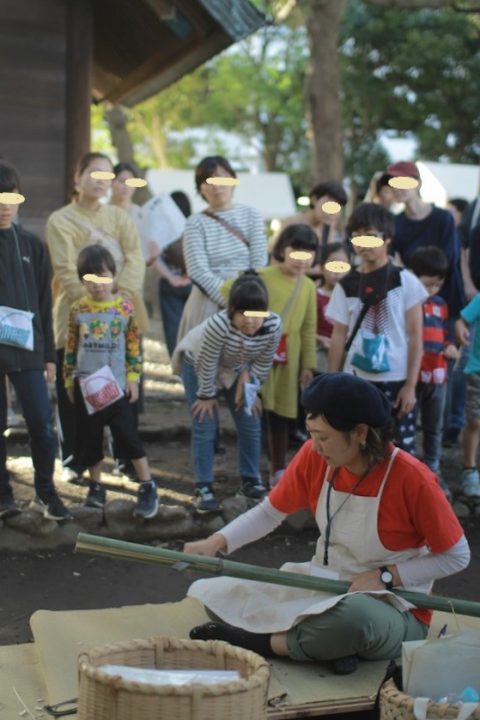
top-left (78, 636), bottom-right (271, 720)
top-left (380, 678), bottom-right (480, 720)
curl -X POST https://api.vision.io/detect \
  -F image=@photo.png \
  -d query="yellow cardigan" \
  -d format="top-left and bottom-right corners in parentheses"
top-left (46, 202), bottom-right (145, 349)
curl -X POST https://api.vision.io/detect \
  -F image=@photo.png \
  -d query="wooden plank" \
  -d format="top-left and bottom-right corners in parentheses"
top-left (0, 0), bottom-right (67, 227)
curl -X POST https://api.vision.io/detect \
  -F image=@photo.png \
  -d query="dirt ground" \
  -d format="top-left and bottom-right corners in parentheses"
top-left (1, 317), bottom-right (479, 715)
top-left (2, 431), bottom-right (480, 648)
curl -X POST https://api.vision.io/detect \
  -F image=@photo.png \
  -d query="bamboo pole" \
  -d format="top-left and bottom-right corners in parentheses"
top-left (75, 532), bottom-right (480, 618)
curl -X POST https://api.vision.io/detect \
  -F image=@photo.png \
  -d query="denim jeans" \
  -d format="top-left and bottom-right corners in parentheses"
top-left (159, 278), bottom-right (191, 358)
top-left (181, 357), bottom-right (261, 484)
top-left (0, 369), bottom-right (58, 501)
top-left (416, 381), bottom-right (447, 473)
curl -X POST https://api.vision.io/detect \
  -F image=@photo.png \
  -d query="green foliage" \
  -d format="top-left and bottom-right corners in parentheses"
top-left (341, 1), bottom-right (480, 168)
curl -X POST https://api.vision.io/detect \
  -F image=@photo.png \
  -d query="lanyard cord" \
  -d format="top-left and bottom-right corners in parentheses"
top-left (323, 464), bottom-right (373, 566)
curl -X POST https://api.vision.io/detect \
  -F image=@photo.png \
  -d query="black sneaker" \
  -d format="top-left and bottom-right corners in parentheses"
top-left (84, 482), bottom-right (106, 509)
top-left (133, 480), bottom-right (159, 519)
top-left (29, 494), bottom-right (73, 521)
top-left (194, 485), bottom-right (221, 513)
top-left (240, 477), bottom-right (267, 500)
top-left (0, 497), bottom-right (21, 519)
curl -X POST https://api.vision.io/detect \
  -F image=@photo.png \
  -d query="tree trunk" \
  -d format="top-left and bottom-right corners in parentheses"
top-left (304, 0), bottom-right (347, 184)
top-left (105, 104), bottom-right (152, 204)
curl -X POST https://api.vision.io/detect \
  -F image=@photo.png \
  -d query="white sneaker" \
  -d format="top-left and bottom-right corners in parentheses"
top-left (461, 468), bottom-right (480, 498)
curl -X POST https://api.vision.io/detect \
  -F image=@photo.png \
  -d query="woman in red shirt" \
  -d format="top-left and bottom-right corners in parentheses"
top-left (183, 373), bottom-right (469, 674)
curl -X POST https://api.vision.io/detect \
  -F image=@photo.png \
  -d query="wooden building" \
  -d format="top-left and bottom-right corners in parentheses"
top-left (0, 0), bottom-right (264, 235)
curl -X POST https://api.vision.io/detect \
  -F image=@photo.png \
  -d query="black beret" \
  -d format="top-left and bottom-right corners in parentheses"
top-left (301, 372), bottom-right (392, 429)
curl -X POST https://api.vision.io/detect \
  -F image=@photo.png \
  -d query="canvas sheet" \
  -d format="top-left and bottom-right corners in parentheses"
top-left (0, 602), bottom-right (474, 719)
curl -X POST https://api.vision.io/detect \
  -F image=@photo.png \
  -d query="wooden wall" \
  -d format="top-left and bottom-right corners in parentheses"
top-left (0, 0), bottom-right (67, 238)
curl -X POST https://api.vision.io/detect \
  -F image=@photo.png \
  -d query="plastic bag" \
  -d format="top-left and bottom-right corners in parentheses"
top-left (79, 365), bottom-right (123, 414)
top-left (0, 305), bottom-right (34, 351)
top-left (403, 630), bottom-right (480, 701)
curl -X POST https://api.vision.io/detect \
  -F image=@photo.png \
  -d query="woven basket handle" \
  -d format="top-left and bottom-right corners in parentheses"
top-left (414, 697), bottom-right (479, 720)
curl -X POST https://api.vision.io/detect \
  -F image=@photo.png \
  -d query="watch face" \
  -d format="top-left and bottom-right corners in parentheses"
top-left (381, 570), bottom-right (393, 584)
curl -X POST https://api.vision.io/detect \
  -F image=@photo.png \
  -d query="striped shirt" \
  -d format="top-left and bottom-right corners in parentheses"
top-left (184, 310), bottom-right (282, 398)
top-left (419, 295), bottom-right (448, 384)
top-left (183, 204), bottom-right (268, 306)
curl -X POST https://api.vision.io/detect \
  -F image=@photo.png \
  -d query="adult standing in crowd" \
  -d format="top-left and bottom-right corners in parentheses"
top-left (388, 161), bottom-right (464, 318)
top-left (110, 162), bottom-right (143, 235)
top-left (142, 191), bottom-right (192, 358)
top-left (177, 155), bottom-right (268, 341)
top-left (185, 374), bottom-right (469, 674)
top-left (387, 161), bottom-right (466, 450)
top-left (46, 152), bottom-right (146, 483)
top-left (281, 181), bottom-right (348, 246)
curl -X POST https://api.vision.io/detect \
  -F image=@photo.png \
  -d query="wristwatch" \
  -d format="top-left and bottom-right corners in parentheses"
top-left (379, 565), bottom-right (394, 590)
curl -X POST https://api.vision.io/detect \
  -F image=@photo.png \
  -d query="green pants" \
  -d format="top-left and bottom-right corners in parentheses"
top-left (286, 594), bottom-right (428, 662)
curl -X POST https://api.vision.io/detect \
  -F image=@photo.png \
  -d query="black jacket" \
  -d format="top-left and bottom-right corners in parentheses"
top-left (0, 226), bottom-right (55, 372)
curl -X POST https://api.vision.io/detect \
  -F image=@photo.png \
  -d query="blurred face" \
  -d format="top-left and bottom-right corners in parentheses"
top-left (306, 415), bottom-right (366, 469)
top-left (0, 191), bottom-right (20, 229)
top-left (311, 194), bottom-right (342, 226)
top-left (82, 269), bottom-right (114, 302)
top-left (76, 158), bottom-right (113, 203)
top-left (351, 228), bottom-right (390, 269)
top-left (321, 249), bottom-right (350, 288)
top-left (282, 246), bottom-right (315, 277)
top-left (391, 184), bottom-right (419, 205)
top-left (111, 169), bottom-right (136, 204)
top-left (200, 165), bottom-right (235, 210)
top-left (418, 274), bottom-right (444, 296)
top-left (232, 311), bottom-right (265, 335)
top-left (377, 185), bottom-right (395, 209)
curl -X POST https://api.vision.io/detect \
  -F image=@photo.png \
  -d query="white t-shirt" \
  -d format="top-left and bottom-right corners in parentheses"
top-left (326, 263), bottom-right (427, 382)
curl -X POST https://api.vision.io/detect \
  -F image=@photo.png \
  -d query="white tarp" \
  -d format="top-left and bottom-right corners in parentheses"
top-left (146, 168), bottom-right (297, 220)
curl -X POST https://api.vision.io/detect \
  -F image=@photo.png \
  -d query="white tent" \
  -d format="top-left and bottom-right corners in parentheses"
top-left (145, 169), bottom-right (297, 220)
top-left (418, 161), bottom-right (479, 206)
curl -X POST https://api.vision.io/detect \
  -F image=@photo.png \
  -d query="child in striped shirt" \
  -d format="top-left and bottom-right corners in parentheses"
top-left (172, 272), bottom-right (282, 513)
top-left (408, 246), bottom-right (459, 497)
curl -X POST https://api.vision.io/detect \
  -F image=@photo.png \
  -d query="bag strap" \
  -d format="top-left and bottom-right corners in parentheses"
top-left (344, 302), bottom-right (369, 353)
top-left (202, 211), bottom-right (250, 247)
top-left (64, 207), bottom-right (118, 246)
top-left (280, 276), bottom-right (303, 324)
top-left (470, 197), bottom-right (480, 232)
top-left (11, 225), bottom-right (31, 312)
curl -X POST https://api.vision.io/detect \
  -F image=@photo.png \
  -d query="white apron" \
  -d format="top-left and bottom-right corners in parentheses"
top-left (188, 448), bottom-right (433, 633)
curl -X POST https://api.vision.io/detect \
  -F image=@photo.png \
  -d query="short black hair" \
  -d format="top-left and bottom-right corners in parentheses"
top-left (448, 197), bottom-right (468, 215)
top-left (319, 241), bottom-right (348, 266)
top-left (375, 173), bottom-right (392, 193)
top-left (171, 190), bottom-right (192, 218)
top-left (272, 223), bottom-right (319, 263)
top-left (113, 161), bottom-right (138, 177)
top-left (0, 160), bottom-right (21, 194)
top-left (346, 202), bottom-right (395, 240)
top-left (407, 245), bottom-right (449, 279)
top-left (228, 271), bottom-right (268, 319)
top-left (77, 243), bottom-right (116, 280)
top-left (195, 156), bottom-right (236, 194)
top-left (310, 181), bottom-right (347, 207)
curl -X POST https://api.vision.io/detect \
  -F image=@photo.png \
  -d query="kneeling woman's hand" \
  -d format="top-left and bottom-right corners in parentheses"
top-left (348, 566), bottom-right (399, 593)
top-left (184, 533), bottom-right (227, 557)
